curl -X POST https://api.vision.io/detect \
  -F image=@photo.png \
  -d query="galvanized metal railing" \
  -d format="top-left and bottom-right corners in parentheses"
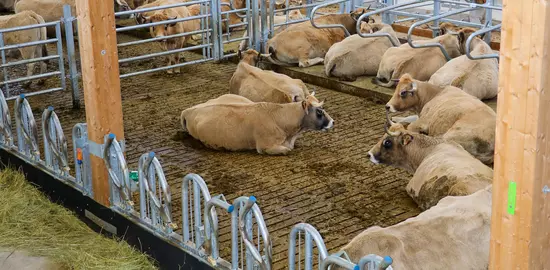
top-left (465, 23), bottom-right (500, 60)
top-left (41, 106), bottom-right (70, 176)
top-left (0, 90), bottom-right (12, 148)
top-left (138, 152), bottom-right (177, 234)
top-left (15, 94), bottom-right (40, 161)
top-left (72, 123), bottom-right (92, 195)
top-left (103, 133), bottom-right (134, 211)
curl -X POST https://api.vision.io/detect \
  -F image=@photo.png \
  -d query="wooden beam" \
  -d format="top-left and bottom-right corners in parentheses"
top-left (489, 0), bottom-right (550, 269)
top-left (75, 0), bottom-right (124, 206)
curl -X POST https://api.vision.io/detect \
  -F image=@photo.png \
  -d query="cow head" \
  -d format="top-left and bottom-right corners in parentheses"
top-left (115, 0), bottom-right (133, 19)
top-left (457, 27), bottom-right (477, 54)
top-left (288, 9), bottom-right (305, 20)
top-left (386, 74), bottom-right (419, 113)
top-left (368, 118), bottom-right (413, 169)
top-left (301, 93), bottom-right (334, 131)
top-left (239, 49), bottom-right (261, 66)
top-left (359, 20), bottom-right (380, 34)
top-left (141, 14), bottom-right (178, 41)
top-left (439, 22), bottom-right (460, 35)
top-left (350, 7), bottom-right (370, 22)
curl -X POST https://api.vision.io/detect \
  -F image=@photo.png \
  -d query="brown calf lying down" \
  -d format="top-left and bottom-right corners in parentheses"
top-left (369, 121), bottom-right (493, 209)
top-left (429, 35), bottom-right (498, 100)
top-left (341, 185), bottom-right (491, 270)
top-left (263, 8), bottom-right (370, 68)
top-left (386, 74), bottom-right (496, 165)
top-left (230, 49), bottom-right (310, 103)
top-left (324, 21), bottom-right (398, 81)
top-left (373, 25), bottom-right (474, 88)
top-left (180, 94), bottom-right (334, 155)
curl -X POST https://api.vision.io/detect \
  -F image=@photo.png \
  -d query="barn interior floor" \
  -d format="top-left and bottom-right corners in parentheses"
top-left (3, 32), bottom-right (423, 268)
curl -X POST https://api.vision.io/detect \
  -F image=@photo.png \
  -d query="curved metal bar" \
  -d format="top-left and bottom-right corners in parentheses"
top-left (310, 0), bottom-right (352, 37)
top-left (288, 223), bottom-right (329, 270)
top-left (356, 254), bottom-right (393, 270)
top-left (357, 31), bottom-right (400, 47)
top-left (15, 94), bottom-right (40, 160)
top-left (42, 106), bottom-right (70, 174)
top-left (466, 24), bottom-right (501, 60)
top-left (204, 195), bottom-right (232, 260)
top-left (138, 152), bottom-right (175, 233)
top-left (321, 254), bottom-right (355, 270)
top-left (0, 90), bottom-right (13, 147)
top-left (225, 0), bottom-right (248, 18)
top-left (238, 196), bottom-right (272, 270)
top-left (181, 173), bottom-right (218, 251)
top-left (103, 133), bottom-right (132, 209)
top-left (407, 7), bottom-right (477, 61)
top-left (355, 0), bottom-right (429, 28)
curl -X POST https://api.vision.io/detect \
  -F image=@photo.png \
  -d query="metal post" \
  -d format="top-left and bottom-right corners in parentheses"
top-left (381, 0), bottom-right (395, 24)
top-left (250, 0), bottom-right (260, 51)
top-left (62, 5), bottom-right (81, 109)
top-left (483, 0), bottom-right (493, 44)
top-left (54, 23), bottom-right (66, 96)
top-left (432, 0), bottom-right (441, 37)
top-left (211, 0), bottom-right (222, 60)
top-left (0, 33), bottom-right (10, 98)
top-left (259, 0), bottom-right (268, 53)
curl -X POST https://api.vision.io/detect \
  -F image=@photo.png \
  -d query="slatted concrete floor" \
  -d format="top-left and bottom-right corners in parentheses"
top-left (10, 34), bottom-right (421, 269)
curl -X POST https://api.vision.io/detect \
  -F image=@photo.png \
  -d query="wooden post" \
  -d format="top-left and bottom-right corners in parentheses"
top-left (490, 0), bottom-right (550, 269)
top-left (75, 0), bottom-right (124, 206)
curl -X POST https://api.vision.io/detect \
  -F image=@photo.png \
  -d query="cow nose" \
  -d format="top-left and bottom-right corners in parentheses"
top-left (385, 105), bottom-right (390, 111)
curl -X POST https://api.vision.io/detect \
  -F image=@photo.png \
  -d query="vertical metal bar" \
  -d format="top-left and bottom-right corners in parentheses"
top-left (260, 0), bottom-right (268, 53)
top-left (245, 211), bottom-right (253, 270)
top-left (63, 5), bottom-right (81, 109)
top-left (55, 23), bottom-right (66, 93)
top-left (149, 160), bottom-right (158, 226)
top-left (306, 0), bottom-right (313, 18)
top-left (269, 0), bottom-right (275, 38)
top-left (251, 0), bottom-right (260, 51)
top-left (139, 157), bottom-right (147, 219)
top-left (182, 180), bottom-right (190, 242)
top-left (432, 0), bottom-right (441, 37)
top-left (211, 0), bottom-right (221, 60)
top-left (200, 3), bottom-right (206, 58)
top-left (305, 231), bottom-right (312, 270)
top-left (245, 0), bottom-right (252, 49)
top-left (193, 181), bottom-right (202, 248)
top-left (381, 0), bottom-right (395, 24)
top-left (0, 33), bottom-right (10, 98)
top-left (484, 0), bottom-right (493, 44)
top-left (231, 203), bottom-right (239, 270)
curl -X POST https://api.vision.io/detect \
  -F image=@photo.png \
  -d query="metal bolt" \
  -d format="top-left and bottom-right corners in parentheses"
top-left (101, 50), bottom-right (106, 55)
top-left (543, 185), bottom-right (550, 194)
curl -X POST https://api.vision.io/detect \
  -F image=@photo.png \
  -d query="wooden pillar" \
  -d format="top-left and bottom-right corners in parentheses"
top-left (489, 0), bottom-right (550, 269)
top-left (75, 0), bottom-right (124, 206)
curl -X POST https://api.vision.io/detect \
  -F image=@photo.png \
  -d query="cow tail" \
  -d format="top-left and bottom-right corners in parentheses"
top-left (372, 76), bottom-right (396, 88)
top-left (325, 60), bottom-right (336, 77)
top-left (180, 110), bottom-right (188, 132)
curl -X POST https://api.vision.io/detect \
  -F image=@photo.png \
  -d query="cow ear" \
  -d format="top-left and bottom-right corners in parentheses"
top-left (458, 31), bottom-right (466, 44)
top-left (301, 100), bottom-right (309, 114)
top-left (402, 134), bottom-right (413, 146)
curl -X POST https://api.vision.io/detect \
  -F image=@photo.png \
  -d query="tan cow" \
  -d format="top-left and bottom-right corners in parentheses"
top-left (373, 25), bottom-right (473, 88)
top-left (341, 185), bottom-right (491, 270)
top-left (324, 21), bottom-right (398, 81)
top-left (15, 0), bottom-right (132, 37)
top-left (180, 93), bottom-right (334, 155)
top-left (428, 35), bottom-right (498, 100)
top-left (230, 49), bottom-right (310, 103)
top-left (262, 8), bottom-right (371, 68)
top-left (237, 9), bottom-right (305, 51)
top-left (386, 74), bottom-right (496, 165)
top-left (0, 11), bottom-right (48, 87)
top-left (138, 0), bottom-right (200, 74)
top-left (368, 121), bottom-right (493, 209)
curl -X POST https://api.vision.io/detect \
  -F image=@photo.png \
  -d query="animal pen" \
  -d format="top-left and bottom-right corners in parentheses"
top-left (0, 0), bottom-right (547, 269)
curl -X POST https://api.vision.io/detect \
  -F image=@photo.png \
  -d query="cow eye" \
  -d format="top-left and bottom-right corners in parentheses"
top-left (383, 139), bottom-right (392, 149)
top-left (316, 109), bottom-right (323, 117)
top-left (399, 91), bottom-right (408, 98)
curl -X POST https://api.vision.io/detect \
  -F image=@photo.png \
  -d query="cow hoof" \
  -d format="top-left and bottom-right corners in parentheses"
top-left (166, 70), bottom-right (173, 74)
top-left (37, 79), bottom-right (46, 86)
top-left (174, 69), bottom-right (181, 74)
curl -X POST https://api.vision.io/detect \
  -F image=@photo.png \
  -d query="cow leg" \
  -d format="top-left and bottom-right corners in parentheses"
top-left (36, 44), bottom-right (47, 85)
top-left (21, 47), bottom-right (36, 88)
top-left (262, 145), bottom-right (292, 155)
top-left (166, 55), bottom-right (174, 74)
top-left (174, 53), bottom-right (181, 74)
top-left (298, 57), bottom-right (324, 68)
top-left (339, 75), bottom-right (357, 82)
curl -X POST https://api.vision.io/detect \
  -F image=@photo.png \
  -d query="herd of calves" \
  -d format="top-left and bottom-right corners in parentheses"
top-left (181, 9), bottom-right (498, 269)
top-left (0, 1), bottom-right (498, 267)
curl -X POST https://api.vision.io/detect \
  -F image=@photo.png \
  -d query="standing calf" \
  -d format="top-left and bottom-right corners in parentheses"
top-left (369, 121), bottom-right (493, 209)
top-left (180, 93), bottom-right (334, 155)
top-left (324, 21), bottom-right (398, 81)
top-left (386, 74), bottom-right (496, 165)
top-left (230, 49), bottom-right (310, 103)
top-left (429, 34), bottom-right (498, 100)
top-left (0, 11), bottom-right (48, 87)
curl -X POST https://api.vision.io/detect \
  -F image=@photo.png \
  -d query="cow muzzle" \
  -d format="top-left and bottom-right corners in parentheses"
top-left (322, 119), bottom-right (334, 131)
top-left (385, 104), bottom-right (397, 113)
top-left (368, 151), bottom-right (380, 164)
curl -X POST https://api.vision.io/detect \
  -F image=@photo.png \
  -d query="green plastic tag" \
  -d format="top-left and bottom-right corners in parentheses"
top-left (129, 171), bottom-right (139, 182)
top-left (507, 181), bottom-right (517, 215)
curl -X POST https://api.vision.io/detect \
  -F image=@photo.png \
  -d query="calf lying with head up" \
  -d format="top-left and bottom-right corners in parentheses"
top-left (180, 93), bottom-right (334, 155)
top-left (341, 185), bottom-right (492, 270)
top-left (373, 23), bottom-right (473, 88)
top-left (429, 33), bottom-right (499, 100)
top-left (324, 21), bottom-right (399, 82)
top-left (386, 74), bottom-right (496, 165)
top-left (230, 49), bottom-right (310, 103)
top-left (368, 120), bottom-right (493, 209)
